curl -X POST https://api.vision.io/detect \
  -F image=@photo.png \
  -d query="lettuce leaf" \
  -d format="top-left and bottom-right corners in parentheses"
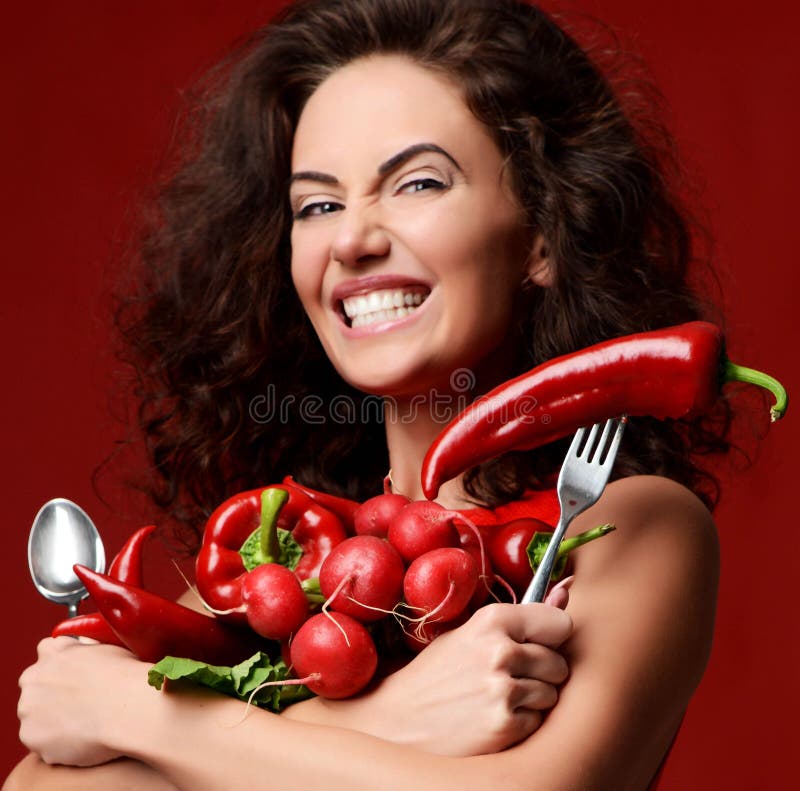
top-left (147, 651), bottom-right (312, 712)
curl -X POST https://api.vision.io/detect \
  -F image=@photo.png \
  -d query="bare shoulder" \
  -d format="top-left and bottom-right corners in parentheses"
top-left (567, 474), bottom-right (720, 670)
top-left (572, 473), bottom-right (719, 573)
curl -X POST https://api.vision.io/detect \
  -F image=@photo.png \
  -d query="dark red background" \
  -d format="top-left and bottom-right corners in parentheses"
top-left (2, 1), bottom-right (798, 786)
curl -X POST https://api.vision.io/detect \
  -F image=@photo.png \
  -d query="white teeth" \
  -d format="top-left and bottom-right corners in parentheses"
top-left (351, 306), bottom-right (418, 328)
top-left (341, 288), bottom-right (429, 327)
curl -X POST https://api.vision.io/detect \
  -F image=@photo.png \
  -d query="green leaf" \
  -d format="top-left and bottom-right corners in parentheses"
top-left (147, 651), bottom-right (313, 712)
top-left (239, 526), bottom-right (303, 572)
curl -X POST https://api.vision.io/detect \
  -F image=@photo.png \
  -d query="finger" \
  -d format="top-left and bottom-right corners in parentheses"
top-left (544, 575), bottom-right (575, 609)
top-left (36, 636), bottom-right (78, 658)
top-left (506, 707), bottom-right (544, 745)
top-left (469, 603), bottom-right (572, 648)
top-left (510, 603), bottom-right (573, 647)
top-left (502, 642), bottom-right (569, 684)
top-left (509, 678), bottom-right (559, 711)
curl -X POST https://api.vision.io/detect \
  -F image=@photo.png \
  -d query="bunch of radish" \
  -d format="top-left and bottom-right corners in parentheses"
top-left (202, 487), bottom-right (601, 701)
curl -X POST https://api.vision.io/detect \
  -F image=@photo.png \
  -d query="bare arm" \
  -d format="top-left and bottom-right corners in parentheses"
top-left (17, 474), bottom-right (717, 790)
top-left (2, 753), bottom-right (178, 791)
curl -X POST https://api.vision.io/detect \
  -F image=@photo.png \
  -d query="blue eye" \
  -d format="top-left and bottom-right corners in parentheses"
top-left (293, 201), bottom-right (343, 220)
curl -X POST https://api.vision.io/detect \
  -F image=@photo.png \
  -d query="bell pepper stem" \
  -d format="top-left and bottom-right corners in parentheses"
top-left (260, 488), bottom-right (290, 564)
top-left (723, 360), bottom-right (788, 421)
top-left (556, 524), bottom-right (615, 559)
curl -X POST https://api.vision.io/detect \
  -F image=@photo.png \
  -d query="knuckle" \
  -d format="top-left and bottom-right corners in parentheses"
top-left (36, 637), bottom-right (52, 658)
top-left (470, 603), bottom-right (501, 629)
top-left (487, 671), bottom-right (517, 704)
top-left (488, 639), bottom-right (517, 671)
top-left (486, 704), bottom-right (515, 739)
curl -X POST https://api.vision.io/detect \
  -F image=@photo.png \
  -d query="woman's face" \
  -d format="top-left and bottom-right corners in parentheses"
top-left (290, 55), bottom-right (533, 398)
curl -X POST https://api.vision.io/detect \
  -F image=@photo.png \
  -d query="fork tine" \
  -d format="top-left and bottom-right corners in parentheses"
top-left (580, 422), bottom-right (601, 459)
top-left (566, 425), bottom-right (588, 457)
top-left (599, 416), bottom-right (626, 465)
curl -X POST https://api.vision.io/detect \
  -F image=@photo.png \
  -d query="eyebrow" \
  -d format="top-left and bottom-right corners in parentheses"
top-left (289, 142), bottom-right (462, 186)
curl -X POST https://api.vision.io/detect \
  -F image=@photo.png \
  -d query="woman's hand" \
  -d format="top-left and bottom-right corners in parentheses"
top-left (17, 637), bottom-right (149, 767)
top-left (285, 596), bottom-right (572, 757)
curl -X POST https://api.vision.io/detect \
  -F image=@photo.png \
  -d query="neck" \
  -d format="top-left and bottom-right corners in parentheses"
top-left (381, 331), bottom-right (522, 507)
top-left (383, 395), bottom-right (470, 508)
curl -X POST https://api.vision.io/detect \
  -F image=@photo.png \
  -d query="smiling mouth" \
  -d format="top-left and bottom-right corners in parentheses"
top-left (340, 287), bottom-right (430, 328)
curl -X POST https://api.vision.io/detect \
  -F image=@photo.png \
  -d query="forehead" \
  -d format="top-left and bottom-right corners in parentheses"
top-left (291, 54), bottom-right (500, 173)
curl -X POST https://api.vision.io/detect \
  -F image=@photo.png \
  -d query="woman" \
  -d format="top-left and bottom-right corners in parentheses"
top-left (11, 0), bottom-right (727, 787)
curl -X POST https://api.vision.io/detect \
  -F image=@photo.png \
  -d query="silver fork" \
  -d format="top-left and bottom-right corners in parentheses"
top-left (521, 416), bottom-right (627, 604)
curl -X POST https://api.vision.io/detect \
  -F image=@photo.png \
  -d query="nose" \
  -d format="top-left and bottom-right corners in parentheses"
top-left (330, 203), bottom-right (390, 267)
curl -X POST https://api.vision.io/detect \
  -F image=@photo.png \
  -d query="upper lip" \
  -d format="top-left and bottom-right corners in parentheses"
top-left (330, 275), bottom-right (432, 306)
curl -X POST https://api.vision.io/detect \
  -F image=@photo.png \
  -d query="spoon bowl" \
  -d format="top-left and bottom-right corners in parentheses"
top-left (28, 498), bottom-right (105, 617)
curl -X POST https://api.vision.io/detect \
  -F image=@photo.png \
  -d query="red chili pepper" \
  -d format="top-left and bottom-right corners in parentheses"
top-left (422, 321), bottom-right (788, 498)
top-left (73, 565), bottom-right (262, 665)
top-left (51, 613), bottom-right (124, 646)
top-left (51, 525), bottom-right (156, 645)
top-left (195, 485), bottom-right (347, 625)
top-left (282, 475), bottom-right (360, 534)
top-left (107, 524), bottom-right (155, 586)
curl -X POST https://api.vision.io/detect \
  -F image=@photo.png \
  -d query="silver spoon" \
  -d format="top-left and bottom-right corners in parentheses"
top-left (28, 498), bottom-right (105, 618)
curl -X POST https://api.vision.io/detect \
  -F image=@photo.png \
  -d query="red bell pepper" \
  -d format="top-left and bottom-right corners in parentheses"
top-left (52, 525), bottom-right (156, 645)
top-left (422, 321), bottom-right (788, 498)
top-left (74, 565), bottom-right (262, 665)
top-left (195, 485), bottom-right (347, 626)
top-left (282, 475), bottom-right (360, 534)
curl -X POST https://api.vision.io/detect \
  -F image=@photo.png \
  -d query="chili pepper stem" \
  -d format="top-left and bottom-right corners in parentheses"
top-left (723, 360), bottom-right (788, 421)
top-left (556, 524), bottom-right (616, 559)
top-left (260, 488), bottom-right (290, 563)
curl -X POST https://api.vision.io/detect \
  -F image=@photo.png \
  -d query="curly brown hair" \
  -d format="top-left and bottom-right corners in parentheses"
top-left (116, 0), bottom-right (731, 547)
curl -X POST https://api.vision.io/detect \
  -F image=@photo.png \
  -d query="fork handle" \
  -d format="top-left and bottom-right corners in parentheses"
top-left (520, 515), bottom-right (570, 604)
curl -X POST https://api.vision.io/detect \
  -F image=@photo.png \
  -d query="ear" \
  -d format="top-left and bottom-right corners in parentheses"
top-left (526, 235), bottom-right (553, 287)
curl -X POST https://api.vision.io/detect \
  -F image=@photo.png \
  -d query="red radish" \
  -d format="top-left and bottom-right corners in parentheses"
top-left (319, 536), bottom-right (405, 622)
top-left (488, 518), bottom-right (552, 593)
top-left (354, 493), bottom-right (410, 537)
top-left (387, 501), bottom-right (461, 562)
top-left (403, 547), bottom-right (478, 624)
top-left (290, 612), bottom-right (378, 699)
top-left (240, 563), bottom-right (309, 640)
